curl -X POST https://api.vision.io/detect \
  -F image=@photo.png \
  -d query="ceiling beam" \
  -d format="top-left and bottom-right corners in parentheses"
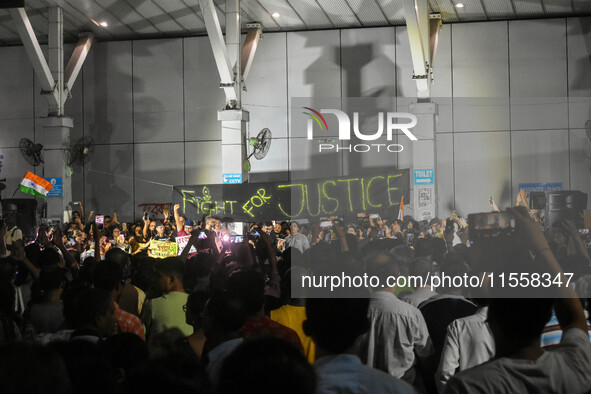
top-left (9, 7), bottom-right (59, 108)
top-left (403, 0), bottom-right (442, 100)
top-left (64, 32), bottom-right (94, 104)
top-left (198, 0), bottom-right (237, 102)
top-left (240, 23), bottom-right (262, 83)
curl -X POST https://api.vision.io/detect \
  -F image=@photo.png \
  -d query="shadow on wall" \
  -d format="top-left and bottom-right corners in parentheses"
top-left (84, 42), bottom-right (135, 221)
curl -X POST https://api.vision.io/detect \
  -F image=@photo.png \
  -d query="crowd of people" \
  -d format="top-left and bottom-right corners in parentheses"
top-left (0, 200), bottom-right (590, 393)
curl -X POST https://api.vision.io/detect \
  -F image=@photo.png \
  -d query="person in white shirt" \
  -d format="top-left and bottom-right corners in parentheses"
top-left (304, 294), bottom-right (414, 394)
top-left (436, 302), bottom-right (494, 391)
top-left (358, 251), bottom-right (433, 387)
top-left (445, 207), bottom-right (591, 394)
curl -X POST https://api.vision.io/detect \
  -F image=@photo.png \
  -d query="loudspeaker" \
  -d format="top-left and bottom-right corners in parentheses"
top-left (1, 198), bottom-right (37, 239)
top-left (545, 190), bottom-right (588, 229)
top-left (529, 192), bottom-right (546, 210)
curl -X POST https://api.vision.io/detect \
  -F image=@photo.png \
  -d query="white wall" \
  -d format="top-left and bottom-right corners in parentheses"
top-left (0, 17), bottom-right (590, 220)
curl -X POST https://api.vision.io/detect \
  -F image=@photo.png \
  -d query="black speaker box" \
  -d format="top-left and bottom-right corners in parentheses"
top-left (545, 190), bottom-right (588, 229)
top-left (529, 192), bottom-right (546, 210)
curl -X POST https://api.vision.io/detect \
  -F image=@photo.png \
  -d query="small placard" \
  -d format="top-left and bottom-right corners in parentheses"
top-left (222, 173), bottom-right (242, 184)
top-left (45, 177), bottom-right (62, 197)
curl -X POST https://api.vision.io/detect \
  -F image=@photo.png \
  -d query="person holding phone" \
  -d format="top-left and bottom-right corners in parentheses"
top-left (283, 222), bottom-right (310, 254)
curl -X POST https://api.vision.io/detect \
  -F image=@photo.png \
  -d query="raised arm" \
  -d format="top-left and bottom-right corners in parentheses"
top-left (79, 201), bottom-right (85, 224)
top-left (173, 204), bottom-right (183, 234)
top-left (52, 229), bottom-right (79, 271)
top-left (142, 215), bottom-right (150, 240)
top-left (508, 207), bottom-right (587, 332)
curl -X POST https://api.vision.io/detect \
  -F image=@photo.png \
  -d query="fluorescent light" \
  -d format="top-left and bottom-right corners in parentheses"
top-left (272, 12), bottom-right (280, 18)
top-left (99, 21), bottom-right (108, 27)
top-left (455, 3), bottom-right (464, 8)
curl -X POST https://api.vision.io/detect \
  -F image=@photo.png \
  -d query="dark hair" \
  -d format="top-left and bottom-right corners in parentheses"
top-left (390, 244), bottom-right (413, 267)
top-left (414, 238), bottom-right (433, 258)
top-left (51, 340), bottom-right (116, 394)
top-left (305, 297), bottom-right (369, 354)
top-left (365, 251), bottom-right (400, 284)
top-left (409, 258), bottom-right (433, 284)
top-left (101, 333), bottom-right (149, 376)
top-left (186, 290), bottom-right (209, 328)
top-left (92, 261), bottom-right (123, 292)
top-left (226, 270), bottom-right (265, 316)
top-left (488, 298), bottom-right (553, 343)
top-left (72, 288), bottom-right (113, 328)
top-left (38, 247), bottom-right (61, 268)
top-left (34, 265), bottom-right (66, 302)
top-left (0, 343), bottom-right (72, 394)
top-left (204, 291), bottom-right (246, 338)
top-left (105, 248), bottom-right (130, 272)
top-left (218, 337), bottom-right (315, 394)
top-left (127, 353), bottom-right (210, 394)
top-left (155, 257), bottom-right (184, 281)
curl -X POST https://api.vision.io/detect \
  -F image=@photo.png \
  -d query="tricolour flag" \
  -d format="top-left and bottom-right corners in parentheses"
top-left (397, 195), bottom-right (404, 221)
top-left (19, 171), bottom-right (53, 198)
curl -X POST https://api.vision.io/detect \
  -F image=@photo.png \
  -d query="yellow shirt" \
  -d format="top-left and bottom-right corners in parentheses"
top-left (271, 304), bottom-right (315, 363)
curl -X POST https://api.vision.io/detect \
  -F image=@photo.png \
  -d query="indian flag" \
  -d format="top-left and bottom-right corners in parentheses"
top-left (19, 171), bottom-right (53, 198)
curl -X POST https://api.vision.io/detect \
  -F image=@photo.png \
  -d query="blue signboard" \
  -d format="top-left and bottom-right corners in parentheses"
top-left (222, 173), bottom-right (242, 184)
top-left (518, 182), bottom-right (563, 196)
top-left (414, 169), bottom-right (434, 185)
top-left (45, 177), bottom-right (62, 197)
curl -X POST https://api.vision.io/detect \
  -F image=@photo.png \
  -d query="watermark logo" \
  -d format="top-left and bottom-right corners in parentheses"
top-left (303, 108), bottom-right (418, 153)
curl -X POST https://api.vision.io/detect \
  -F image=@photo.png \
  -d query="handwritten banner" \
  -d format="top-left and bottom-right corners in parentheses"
top-left (173, 169), bottom-right (409, 221)
top-left (148, 240), bottom-right (178, 259)
top-left (176, 235), bottom-right (197, 255)
top-left (138, 203), bottom-right (171, 218)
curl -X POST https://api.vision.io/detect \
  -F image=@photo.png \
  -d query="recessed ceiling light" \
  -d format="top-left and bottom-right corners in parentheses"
top-left (455, 3), bottom-right (464, 8)
top-left (99, 21), bottom-right (108, 27)
top-left (272, 12), bottom-right (280, 18)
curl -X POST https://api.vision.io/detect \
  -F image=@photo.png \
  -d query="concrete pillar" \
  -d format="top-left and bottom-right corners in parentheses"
top-left (409, 102), bottom-right (438, 222)
top-left (218, 109), bottom-right (249, 184)
top-left (40, 117), bottom-right (73, 224)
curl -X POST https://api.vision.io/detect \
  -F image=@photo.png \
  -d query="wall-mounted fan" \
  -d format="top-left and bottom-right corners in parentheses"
top-left (63, 137), bottom-right (95, 175)
top-left (244, 128), bottom-right (272, 172)
top-left (19, 138), bottom-right (44, 167)
top-left (64, 136), bottom-right (95, 166)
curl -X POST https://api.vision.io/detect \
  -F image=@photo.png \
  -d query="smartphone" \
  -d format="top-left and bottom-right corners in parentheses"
top-left (406, 232), bottom-right (414, 242)
top-left (320, 220), bottom-right (333, 230)
top-left (163, 205), bottom-right (169, 216)
top-left (468, 212), bottom-right (516, 240)
top-left (231, 235), bottom-right (244, 243)
top-left (370, 214), bottom-right (380, 220)
top-left (143, 212), bottom-right (149, 221)
top-left (122, 223), bottom-right (128, 232)
top-left (95, 215), bottom-right (104, 230)
top-left (249, 230), bottom-right (260, 238)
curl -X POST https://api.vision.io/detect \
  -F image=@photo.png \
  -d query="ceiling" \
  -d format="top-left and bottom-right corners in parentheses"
top-left (0, 0), bottom-right (590, 46)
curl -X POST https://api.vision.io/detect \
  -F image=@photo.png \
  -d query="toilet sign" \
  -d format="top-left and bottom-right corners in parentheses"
top-left (414, 169), bottom-right (434, 185)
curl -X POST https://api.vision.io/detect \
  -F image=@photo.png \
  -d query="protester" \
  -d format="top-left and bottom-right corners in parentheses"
top-left (0, 201), bottom-right (589, 394)
top-left (305, 296), bottom-right (414, 393)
